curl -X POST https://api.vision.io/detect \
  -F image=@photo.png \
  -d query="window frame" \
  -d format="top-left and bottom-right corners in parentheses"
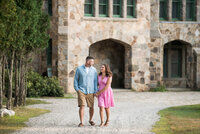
top-left (113, 0), bottom-right (122, 18)
top-left (172, 0), bottom-right (182, 21)
top-left (84, 0), bottom-right (94, 17)
top-left (159, 0), bottom-right (168, 21)
top-left (48, 0), bottom-right (53, 16)
top-left (47, 39), bottom-right (52, 67)
top-left (127, 0), bottom-right (136, 18)
top-left (99, 0), bottom-right (109, 17)
top-left (186, 0), bottom-right (196, 21)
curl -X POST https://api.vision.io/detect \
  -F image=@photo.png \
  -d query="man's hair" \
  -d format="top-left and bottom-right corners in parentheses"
top-left (86, 56), bottom-right (94, 61)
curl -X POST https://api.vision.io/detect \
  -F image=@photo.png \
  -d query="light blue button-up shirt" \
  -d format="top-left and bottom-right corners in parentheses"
top-left (74, 65), bottom-right (98, 94)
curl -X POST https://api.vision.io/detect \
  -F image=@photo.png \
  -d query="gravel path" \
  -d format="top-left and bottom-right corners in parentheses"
top-left (13, 90), bottom-right (200, 134)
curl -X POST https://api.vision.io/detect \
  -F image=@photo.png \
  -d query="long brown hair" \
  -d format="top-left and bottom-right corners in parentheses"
top-left (99, 64), bottom-right (112, 77)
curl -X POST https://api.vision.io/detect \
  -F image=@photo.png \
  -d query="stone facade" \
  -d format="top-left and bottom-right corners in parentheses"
top-left (34, 0), bottom-right (200, 93)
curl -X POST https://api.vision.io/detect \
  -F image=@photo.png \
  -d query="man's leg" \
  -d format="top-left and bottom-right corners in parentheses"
top-left (79, 106), bottom-right (84, 124)
top-left (89, 107), bottom-right (94, 122)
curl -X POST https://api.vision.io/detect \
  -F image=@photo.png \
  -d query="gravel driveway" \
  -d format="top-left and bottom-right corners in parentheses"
top-left (13, 90), bottom-right (200, 134)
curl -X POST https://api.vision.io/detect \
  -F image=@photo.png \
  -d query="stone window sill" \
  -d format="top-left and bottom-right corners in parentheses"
top-left (163, 78), bottom-right (186, 81)
top-left (82, 17), bottom-right (138, 22)
top-left (160, 21), bottom-right (200, 24)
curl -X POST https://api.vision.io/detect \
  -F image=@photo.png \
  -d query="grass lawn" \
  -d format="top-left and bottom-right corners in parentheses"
top-left (0, 99), bottom-right (50, 134)
top-left (152, 104), bottom-right (200, 134)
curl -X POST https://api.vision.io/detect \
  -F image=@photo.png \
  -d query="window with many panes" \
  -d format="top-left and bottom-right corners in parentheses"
top-left (84, 0), bottom-right (94, 16)
top-left (113, 0), bottom-right (122, 17)
top-left (99, 0), bottom-right (108, 17)
top-left (159, 0), bottom-right (168, 20)
top-left (186, 0), bottom-right (196, 21)
top-left (171, 48), bottom-right (182, 77)
top-left (172, 0), bottom-right (182, 20)
top-left (127, 0), bottom-right (136, 18)
top-left (48, 0), bottom-right (52, 16)
top-left (47, 39), bottom-right (52, 67)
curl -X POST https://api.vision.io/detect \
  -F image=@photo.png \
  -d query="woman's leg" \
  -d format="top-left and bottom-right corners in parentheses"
top-left (99, 106), bottom-right (104, 127)
top-left (104, 108), bottom-right (110, 126)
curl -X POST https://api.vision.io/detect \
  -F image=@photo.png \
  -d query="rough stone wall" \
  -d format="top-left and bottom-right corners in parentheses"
top-left (89, 39), bottom-right (125, 88)
top-left (149, 0), bottom-right (200, 89)
top-left (57, 0), bottom-right (151, 92)
top-left (35, 0), bottom-right (200, 92)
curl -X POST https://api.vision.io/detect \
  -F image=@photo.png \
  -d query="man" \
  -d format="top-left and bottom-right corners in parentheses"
top-left (74, 56), bottom-right (98, 127)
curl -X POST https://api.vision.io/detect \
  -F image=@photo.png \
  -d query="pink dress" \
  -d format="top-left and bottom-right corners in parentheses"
top-left (98, 75), bottom-right (115, 108)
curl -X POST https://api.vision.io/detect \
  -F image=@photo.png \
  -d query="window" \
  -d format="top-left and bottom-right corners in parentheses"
top-left (127, 0), bottom-right (136, 18)
top-left (48, 0), bottom-right (52, 16)
top-left (172, 0), bottom-right (182, 20)
top-left (99, 0), bottom-right (108, 17)
top-left (84, 0), bottom-right (94, 16)
top-left (163, 48), bottom-right (168, 78)
top-left (171, 48), bottom-right (182, 77)
top-left (47, 39), bottom-right (52, 67)
top-left (159, 0), bottom-right (168, 20)
top-left (186, 0), bottom-right (196, 21)
top-left (113, 0), bottom-right (122, 17)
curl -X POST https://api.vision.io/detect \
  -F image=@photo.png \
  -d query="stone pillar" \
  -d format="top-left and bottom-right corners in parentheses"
top-left (196, 55), bottom-right (200, 88)
top-left (182, 0), bottom-right (186, 21)
top-left (182, 45), bottom-right (186, 78)
top-left (150, 0), bottom-right (160, 38)
top-left (197, 0), bottom-right (200, 21)
top-left (167, 44), bottom-right (171, 78)
top-left (168, 0), bottom-right (172, 21)
top-left (122, 0), bottom-right (127, 18)
top-left (109, 0), bottom-right (113, 18)
top-left (94, 0), bottom-right (99, 17)
top-left (57, 0), bottom-right (69, 93)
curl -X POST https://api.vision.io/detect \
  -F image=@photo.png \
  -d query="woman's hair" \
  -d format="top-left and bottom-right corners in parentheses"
top-left (99, 64), bottom-right (112, 77)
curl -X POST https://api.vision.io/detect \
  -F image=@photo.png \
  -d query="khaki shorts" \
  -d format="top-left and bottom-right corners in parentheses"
top-left (77, 90), bottom-right (94, 108)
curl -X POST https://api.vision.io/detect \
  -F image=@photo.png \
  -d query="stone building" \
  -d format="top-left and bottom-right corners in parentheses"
top-left (34, 0), bottom-right (200, 93)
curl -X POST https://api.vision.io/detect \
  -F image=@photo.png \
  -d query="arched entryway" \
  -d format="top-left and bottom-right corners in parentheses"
top-left (89, 39), bottom-right (132, 89)
top-left (163, 40), bottom-right (193, 88)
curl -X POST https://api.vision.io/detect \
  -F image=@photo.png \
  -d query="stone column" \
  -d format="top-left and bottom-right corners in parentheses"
top-left (197, 0), bottom-right (200, 21)
top-left (150, 0), bottom-right (160, 38)
top-left (122, 0), bottom-right (127, 18)
top-left (196, 55), bottom-right (200, 88)
top-left (167, 44), bottom-right (171, 78)
top-left (182, 45), bottom-right (186, 78)
top-left (94, 0), bottom-right (99, 17)
top-left (57, 0), bottom-right (69, 93)
top-left (182, 0), bottom-right (186, 21)
top-left (109, 0), bottom-right (113, 18)
top-left (168, 0), bottom-right (172, 21)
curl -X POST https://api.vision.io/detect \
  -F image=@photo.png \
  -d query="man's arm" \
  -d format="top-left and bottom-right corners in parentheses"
top-left (74, 68), bottom-right (79, 92)
top-left (94, 70), bottom-right (98, 93)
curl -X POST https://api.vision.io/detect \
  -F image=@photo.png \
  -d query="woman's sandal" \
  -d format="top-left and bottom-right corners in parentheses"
top-left (78, 123), bottom-right (84, 127)
top-left (89, 121), bottom-right (95, 126)
top-left (99, 122), bottom-right (104, 127)
top-left (104, 120), bottom-right (109, 126)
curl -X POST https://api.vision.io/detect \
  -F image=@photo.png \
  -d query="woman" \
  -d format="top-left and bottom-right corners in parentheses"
top-left (95, 64), bottom-right (115, 127)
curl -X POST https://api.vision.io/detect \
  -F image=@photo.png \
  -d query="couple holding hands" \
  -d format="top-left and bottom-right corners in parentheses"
top-left (74, 56), bottom-right (115, 127)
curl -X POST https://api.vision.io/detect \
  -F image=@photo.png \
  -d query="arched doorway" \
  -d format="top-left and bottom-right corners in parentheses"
top-left (163, 40), bottom-right (193, 88)
top-left (89, 39), bottom-right (132, 89)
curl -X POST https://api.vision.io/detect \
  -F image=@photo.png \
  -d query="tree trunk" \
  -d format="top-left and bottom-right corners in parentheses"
top-left (14, 59), bottom-right (19, 107)
top-left (0, 57), bottom-right (3, 109)
top-left (2, 56), bottom-right (5, 98)
top-left (6, 51), bottom-right (15, 110)
top-left (23, 62), bottom-right (28, 106)
top-left (19, 58), bottom-right (24, 106)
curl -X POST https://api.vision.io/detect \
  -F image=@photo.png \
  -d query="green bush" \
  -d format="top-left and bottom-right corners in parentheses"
top-left (27, 71), bottom-right (64, 97)
top-left (149, 85), bottom-right (167, 92)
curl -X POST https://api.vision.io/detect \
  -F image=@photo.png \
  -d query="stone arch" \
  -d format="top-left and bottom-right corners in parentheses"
top-left (89, 38), bottom-right (132, 89)
top-left (86, 30), bottom-right (133, 48)
top-left (162, 39), bottom-right (194, 88)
